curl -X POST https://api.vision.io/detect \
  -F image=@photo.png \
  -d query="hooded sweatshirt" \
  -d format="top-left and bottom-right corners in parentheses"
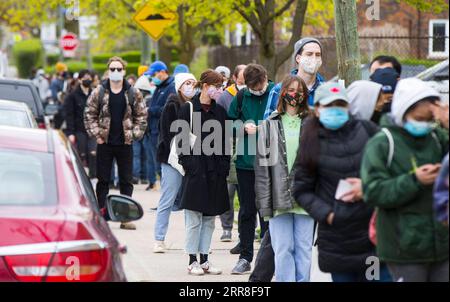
top-left (347, 80), bottom-right (382, 121)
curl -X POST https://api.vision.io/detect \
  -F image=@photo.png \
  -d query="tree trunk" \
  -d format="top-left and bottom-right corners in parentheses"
top-left (334, 0), bottom-right (361, 86)
top-left (259, 18), bottom-right (278, 79)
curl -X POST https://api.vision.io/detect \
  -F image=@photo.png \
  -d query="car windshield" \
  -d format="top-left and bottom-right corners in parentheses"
top-left (0, 83), bottom-right (37, 115)
top-left (0, 109), bottom-right (31, 128)
top-left (0, 149), bottom-right (57, 206)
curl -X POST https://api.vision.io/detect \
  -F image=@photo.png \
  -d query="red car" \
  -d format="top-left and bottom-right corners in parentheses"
top-left (0, 126), bottom-right (143, 282)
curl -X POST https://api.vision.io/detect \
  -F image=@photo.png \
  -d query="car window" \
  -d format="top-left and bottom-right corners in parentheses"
top-left (0, 109), bottom-right (32, 128)
top-left (0, 149), bottom-right (57, 206)
top-left (0, 84), bottom-right (37, 115)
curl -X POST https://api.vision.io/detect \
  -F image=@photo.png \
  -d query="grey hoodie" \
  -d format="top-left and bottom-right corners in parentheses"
top-left (347, 80), bottom-right (382, 120)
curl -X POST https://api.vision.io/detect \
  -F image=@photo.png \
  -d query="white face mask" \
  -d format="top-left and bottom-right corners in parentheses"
top-left (181, 85), bottom-right (196, 99)
top-left (249, 82), bottom-right (268, 96)
top-left (109, 70), bottom-right (123, 82)
top-left (299, 56), bottom-right (322, 75)
top-left (236, 84), bottom-right (246, 91)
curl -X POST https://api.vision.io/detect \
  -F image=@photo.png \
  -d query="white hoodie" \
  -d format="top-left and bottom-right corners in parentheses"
top-left (347, 80), bottom-right (382, 120)
top-left (391, 78), bottom-right (441, 126)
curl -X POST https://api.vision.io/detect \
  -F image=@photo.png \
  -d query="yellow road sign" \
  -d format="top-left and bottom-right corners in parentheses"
top-left (133, 3), bottom-right (177, 41)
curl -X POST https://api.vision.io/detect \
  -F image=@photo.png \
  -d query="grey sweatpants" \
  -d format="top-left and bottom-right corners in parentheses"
top-left (387, 259), bottom-right (449, 282)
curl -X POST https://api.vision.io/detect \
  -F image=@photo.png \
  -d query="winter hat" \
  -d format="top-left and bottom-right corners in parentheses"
top-left (215, 66), bottom-right (231, 79)
top-left (174, 64), bottom-right (190, 75)
top-left (134, 75), bottom-right (152, 92)
top-left (391, 78), bottom-right (440, 126)
top-left (137, 65), bottom-right (149, 77)
top-left (144, 61), bottom-right (168, 76)
top-left (314, 82), bottom-right (349, 106)
top-left (175, 73), bottom-right (196, 93)
top-left (347, 80), bottom-right (382, 120)
top-left (370, 67), bottom-right (399, 93)
top-left (55, 62), bottom-right (68, 73)
top-left (294, 37), bottom-right (323, 58)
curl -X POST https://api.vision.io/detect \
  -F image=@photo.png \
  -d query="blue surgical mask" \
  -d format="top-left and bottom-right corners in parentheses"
top-left (403, 119), bottom-right (433, 137)
top-left (152, 76), bottom-right (162, 86)
top-left (149, 86), bottom-right (156, 95)
top-left (318, 107), bottom-right (349, 130)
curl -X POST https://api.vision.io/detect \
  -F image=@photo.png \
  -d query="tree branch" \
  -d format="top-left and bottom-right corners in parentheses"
top-left (270, 0), bottom-right (296, 20)
top-left (233, 3), bottom-right (262, 39)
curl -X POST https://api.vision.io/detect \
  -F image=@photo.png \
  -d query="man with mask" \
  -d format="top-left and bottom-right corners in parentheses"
top-left (64, 69), bottom-right (97, 177)
top-left (370, 67), bottom-right (399, 114)
top-left (228, 64), bottom-right (274, 275)
top-left (144, 61), bottom-right (176, 184)
top-left (264, 37), bottom-right (324, 119)
top-left (215, 66), bottom-right (232, 89)
top-left (84, 56), bottom-right (148, 230)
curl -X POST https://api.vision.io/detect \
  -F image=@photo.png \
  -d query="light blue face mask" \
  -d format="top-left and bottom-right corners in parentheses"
top-left (149, 86), bottom-right (156, 95)
top-left (318, 106), bottom-right (349, 130)
top-left (151, 76), bottom-right (162, 86)
top-left (403, 119), bottom-right (433, 137)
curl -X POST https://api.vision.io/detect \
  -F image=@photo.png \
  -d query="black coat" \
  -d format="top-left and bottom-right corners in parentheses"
top-left (157, 93), bottom-right (182, 164)
top-left (64, 85), bottom-right (92, 135)
top-left (291, 117), bottom-right (379, 273)
top-left (177, 94), bottom-right (230, 216)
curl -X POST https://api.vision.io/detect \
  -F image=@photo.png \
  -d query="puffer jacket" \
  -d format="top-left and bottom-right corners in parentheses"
top-left (84, 79), bottom-right (148, 145)
top-left (255, 111), bottom-right (302, 218)
top-left (291, 116), bottom-right (379, 273)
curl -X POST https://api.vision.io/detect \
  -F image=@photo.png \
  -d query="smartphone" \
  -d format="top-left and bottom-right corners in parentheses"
top-left (335, 179), bottom-right (354, 200)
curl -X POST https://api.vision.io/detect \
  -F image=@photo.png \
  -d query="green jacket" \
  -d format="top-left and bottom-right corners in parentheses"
top-left (228, 82), bottom-right (275, 171)
top-left (361, 116), bottom-right (449, 264)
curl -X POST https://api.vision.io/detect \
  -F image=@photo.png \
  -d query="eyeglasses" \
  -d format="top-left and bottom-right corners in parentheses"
top-left (109, 68), bottom-right (123, 72)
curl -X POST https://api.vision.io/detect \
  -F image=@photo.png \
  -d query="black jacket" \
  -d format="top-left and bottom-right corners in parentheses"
top-left (157, 93), bottom-right (182, 164)
top-left (177, 94), bottom-right (231, 216)
top-left (291, 117), bottom-right (379, 273)
top-left (64, 85), bottom-right (91, 135)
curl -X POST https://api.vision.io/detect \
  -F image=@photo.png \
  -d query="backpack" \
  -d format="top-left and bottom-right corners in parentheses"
top-left (235, 88), bottom-right (245, 120)
top-left (97, 85), bottom-right (136, 114)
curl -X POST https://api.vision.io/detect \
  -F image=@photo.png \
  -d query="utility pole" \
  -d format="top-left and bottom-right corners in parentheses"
top-left (333, 0), bottom-right (361, 86)
top-left (141, 32), bottom-right (151, 65)
top-left (58, 5), bottom-right (65, 62)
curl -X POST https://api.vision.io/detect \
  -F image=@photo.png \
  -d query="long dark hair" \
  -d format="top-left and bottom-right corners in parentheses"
top-left (277, 75), bottom-right (310, 118)
top-left (297, 114), bottom-right (321, 174)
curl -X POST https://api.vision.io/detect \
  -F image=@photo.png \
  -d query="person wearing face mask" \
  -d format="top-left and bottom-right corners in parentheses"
top-left (152, 73), bottom-right (197, 253)
top-left (176, 70), bottom-right (230, 275)
top-left (292, 82), bottom-right (385, 282)
top-left (361, 78), bottom-right (449, 282)
top-left (215, 66), bottom-right (231, 89)
top-left (64, 69), bottom-right (97, 178)
top-left (347, 80), bottom-right (385, 124)
top-left (369, 67), bottom-right (399, 115)
top-left (254, 75), bottom-right (313, 282)
top-left (144, 61), bottom-right (176, 187)
top-left (84, 56), bottom-right (148, 230)
top-left (264, 37), bottom-right (325, 119)
top-left (227, 64), bottom-right (274, 275)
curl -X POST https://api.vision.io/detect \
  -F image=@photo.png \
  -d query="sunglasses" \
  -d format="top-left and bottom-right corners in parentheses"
top-left (109, 68), bottom-right (123, 72)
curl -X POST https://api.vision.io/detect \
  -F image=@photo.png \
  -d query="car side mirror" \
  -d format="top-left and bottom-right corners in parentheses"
top-left (106, 194), bottom-right (144, 222)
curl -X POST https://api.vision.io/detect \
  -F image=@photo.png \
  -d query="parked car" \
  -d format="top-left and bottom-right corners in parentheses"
top-left (0, 126), bottom-right (143, 282)
top-left (416, 59), bottom-right (449, 104)
top-left (0, 99), bottom-right (37, 128)
top-left (0, 78), bottom-right (46, 128)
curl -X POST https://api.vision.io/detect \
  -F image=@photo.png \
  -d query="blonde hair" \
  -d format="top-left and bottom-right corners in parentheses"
top-left (107, 56), bottom-right (127, 69)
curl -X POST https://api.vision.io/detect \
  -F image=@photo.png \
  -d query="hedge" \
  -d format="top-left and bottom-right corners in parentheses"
top-left (12, 39), bottom-right (44, 78)
top-left (44, 60), bottom-right (140, 77)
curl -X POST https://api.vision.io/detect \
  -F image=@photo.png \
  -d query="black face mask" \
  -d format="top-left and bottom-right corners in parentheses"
top-left (371, 110), bottom-right (382, 124)
top-left (381, 101), bottom-right (392, 113)
top-left (81, 79), bottom-right (92, 88)
top-left (282, 92), bottom-right (303, 107)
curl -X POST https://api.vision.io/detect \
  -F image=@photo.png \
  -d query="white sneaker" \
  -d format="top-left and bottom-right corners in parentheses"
top-left (188, 261), bottom-right (205, 276)
top-left (201, 261), bottom-right (222, 275)
top-left (153, 241), bottom-right (166, 253)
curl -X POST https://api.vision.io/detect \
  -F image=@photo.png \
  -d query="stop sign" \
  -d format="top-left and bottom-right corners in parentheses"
top-left (60, 33), bottom-right (79, 51)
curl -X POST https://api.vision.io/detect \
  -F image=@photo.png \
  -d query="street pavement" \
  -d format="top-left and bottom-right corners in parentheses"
top-left (109, 183), bottom-right (331, 282)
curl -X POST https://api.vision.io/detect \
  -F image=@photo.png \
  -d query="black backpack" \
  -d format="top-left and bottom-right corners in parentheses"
top-left (97, 85), bottom-right (136, 114)
top-left (235, 88), bottom-right (245, 120)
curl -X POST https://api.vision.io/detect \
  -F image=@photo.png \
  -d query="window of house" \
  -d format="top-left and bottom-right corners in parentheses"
top-left (429, 20), bottom-right (449, 58)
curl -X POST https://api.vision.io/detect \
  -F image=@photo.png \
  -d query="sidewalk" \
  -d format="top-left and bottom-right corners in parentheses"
top-left (109, 184), bottom-right (331, 282)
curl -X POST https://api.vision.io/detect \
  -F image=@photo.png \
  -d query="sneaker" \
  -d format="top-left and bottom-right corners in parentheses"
top-left (132, 177), bottom-right (139, 185)
top-left (229, 243), bottom-right (242, 255)
top-left (120, 222), bottom-right (136, 230)
top-left (201, 261), bottom-right (222, 275)
top-left (220, 230), bottom-right (232, 242)
top-left (145, 183), bottom-right (155, 191)
top-left (188, 261), bottom-right (205, 276)
top-left (231, 259), bottom-right (251, 275)
top-left (141, 179), bottom-right (149, 185)
top-left (153, 241), bottom-right (166, 253)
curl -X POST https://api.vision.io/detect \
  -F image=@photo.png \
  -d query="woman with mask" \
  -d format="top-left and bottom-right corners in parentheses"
top-left (292, 82), bottom-right (382, 282)
top-left (177, 69), bottom-right (230, 275)
top-left (153, 73), bottom-right (197, 253)
top-left (255, 75), bottom-right (313, 282)
top-left (361, 78), bottom-right (449, 282)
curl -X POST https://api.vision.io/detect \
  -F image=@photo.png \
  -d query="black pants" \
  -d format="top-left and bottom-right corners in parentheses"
top-left (75, 131), bottom-right (97, 178)
top-left (236, 169), bottom-right (268, 263)
top-left (249, 230), bottom-right (275, 282)
top-left (96, 144), bottom-right (133, 209)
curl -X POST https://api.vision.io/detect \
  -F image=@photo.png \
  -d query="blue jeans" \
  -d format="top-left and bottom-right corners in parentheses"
top-left (154, 163), bottom-right (183, 241)
top-left (331, 264), bottom-right (392, 282)
top-left (142, 134), bottom-right (156, 184)
top-left (146, 134), bottom-right (161, 182)
top-left (132, 139), bottom-right (148, 180)
top-left (269, 213), bottom-right (315, 282)
top-left (184, 210), bottom-right (215, 255)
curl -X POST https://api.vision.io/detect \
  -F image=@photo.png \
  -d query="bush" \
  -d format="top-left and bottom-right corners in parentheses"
top-left (12, 39), bottom-right (44, 78)
top-left (93, 53), bottom-right (114, 64)
top-left (121, 51), bottom-right (141, 63)
top-left (46, 54), bottom-right (60, 66)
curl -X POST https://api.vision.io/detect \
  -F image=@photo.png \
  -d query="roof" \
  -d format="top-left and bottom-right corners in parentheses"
top-left (0, 126), bottom-right (49, 153)
top-left (0, 99), bottom-right (30, 110)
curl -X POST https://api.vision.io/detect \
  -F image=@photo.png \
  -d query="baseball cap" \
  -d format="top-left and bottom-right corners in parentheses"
top-left (215, 66), bottom-right (231, 79)
top-left (314, 82), bottom-right (349, 106)
top-left (174, 64), bottom-right (190, 75)
top-left (144, 61), bottom-right (168, 76)
top-left (370, 67), bottom-right (399, 93)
